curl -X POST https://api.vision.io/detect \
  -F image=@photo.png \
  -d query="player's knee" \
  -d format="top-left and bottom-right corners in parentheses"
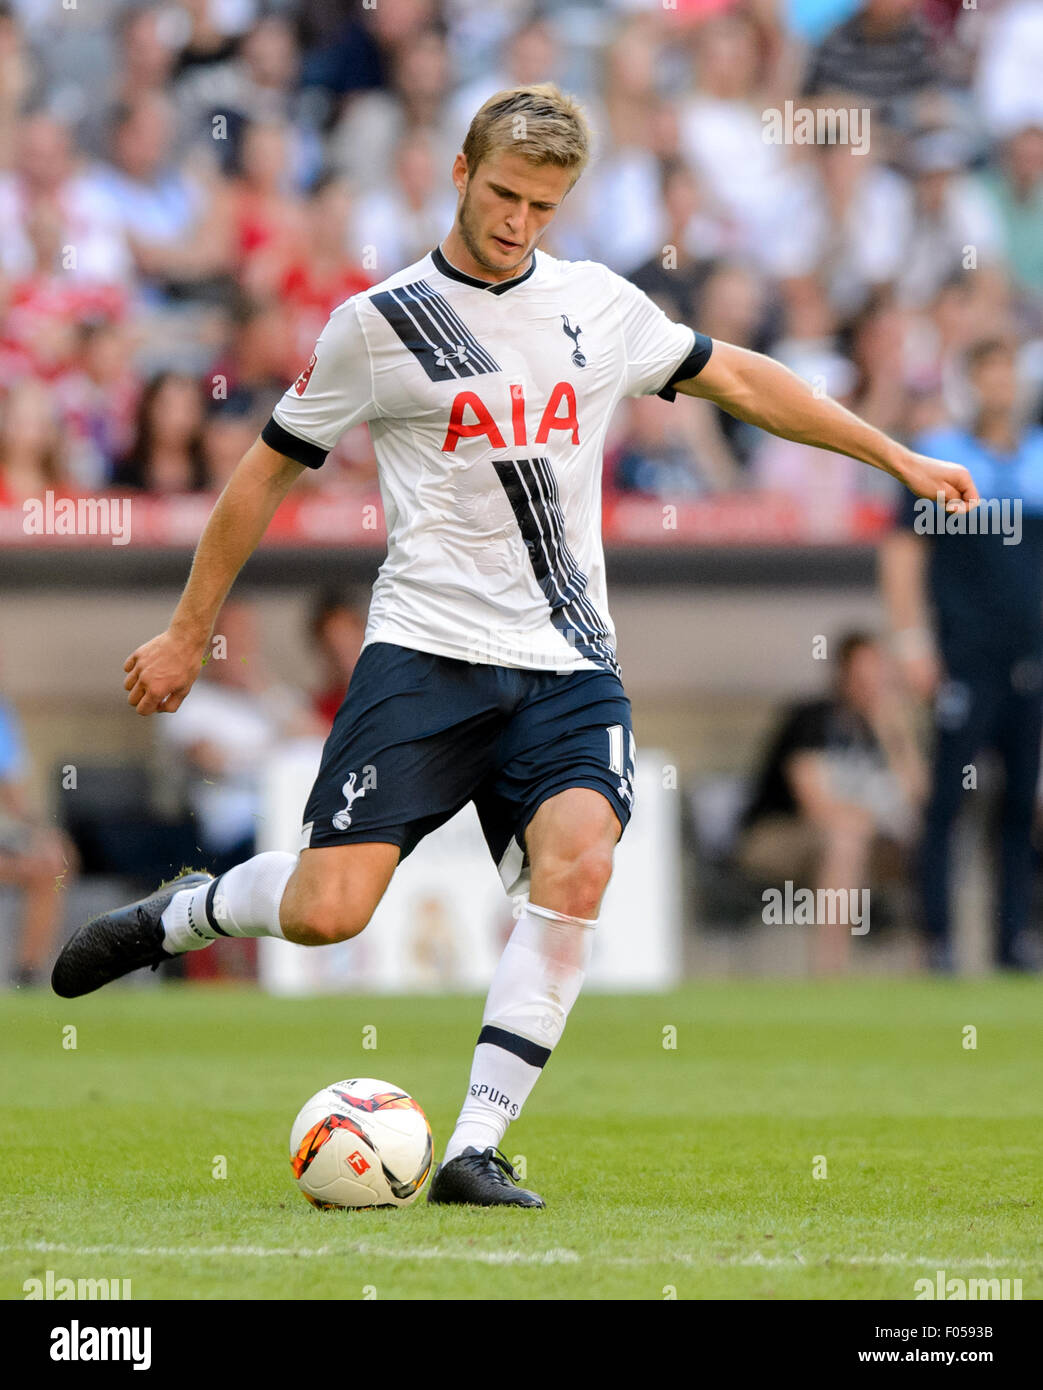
top-left (285, 892), bottom-right (372, 946)
top-left (533, 842), bottom-right (614, 919)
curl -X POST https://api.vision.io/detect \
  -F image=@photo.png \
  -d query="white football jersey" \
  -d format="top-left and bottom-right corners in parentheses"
top-left (264, 244), bottom-right (712, 674)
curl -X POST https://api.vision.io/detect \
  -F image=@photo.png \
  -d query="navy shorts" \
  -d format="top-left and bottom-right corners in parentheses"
top-left (300, 642), bottom-right (635, 894)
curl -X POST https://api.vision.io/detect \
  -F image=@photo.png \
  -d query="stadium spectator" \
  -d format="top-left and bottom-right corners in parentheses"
top-left (0, 378), bottom-right (66, 503)
top-left (296, 2), bottom-right (386, 103)
top-left (679, 10), bottom-right (796, 266)
top-left (628, 160), bottom-right (721, 324)
top-left (846, 292), bottom-right (914, 438)
top-left (7, 0), bottom-right (1043, 992)
top-left (86, 94), bottom-right (234, 296)
top-left (881, 337), bottom-right (1043, 972)
top-left (749, 275), bottom-right (885, 519)
top-left (78, 5), bottom-right (180, 162)
top-left (0, 111), bottom-right (131, 284)
top-left (113, 371), bottom-right (207, 495)
top-left (978, 124), bottom-right (1043, 302)
top-left (4, 193), bottom-right (128, 389)
top-left (0, 3), bottom-right (33, 166)
top-left (737, 632), bottom-right (924, 973)
top-left (278, 174), bottom-right (372, 362)
top-left (896, 126), bottom-right (1004, 307)
top-left (975, 0), bottom-right (1043, 139)
top-left (53, 319), bottom-right (139, 491)
top-left (228, 119), bottom-right (308, 299)
top-left (0, 680), bottom-right (77, 987)
top-left (352, 127), bottom-right (457, 275)
top-left (175, 12), bottom-right (322, 187)
top-left (803, 0), bottom-right (939, 121)
top-left (695, 261), bottom-right (771, 469)
top-left (328, 25), bottom-right (456, 195)
top-left (172, 0), bottom-right (243, 82)
top-left (213, 299), bottom-right (295, 417)
top-left (770, 133), bottom-right (913, 314)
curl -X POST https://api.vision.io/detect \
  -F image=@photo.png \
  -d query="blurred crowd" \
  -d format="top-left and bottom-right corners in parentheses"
top-left (2, 0), bottom-right (1043, 508)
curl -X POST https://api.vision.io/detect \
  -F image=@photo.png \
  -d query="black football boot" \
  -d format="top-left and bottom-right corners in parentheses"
top-left (52, 871), bottom-right (213, 998)
top-left (427, 1147), bottom-right (546, 1208)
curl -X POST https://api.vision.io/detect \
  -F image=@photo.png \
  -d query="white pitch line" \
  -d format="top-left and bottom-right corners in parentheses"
top-left (0, 1241), bottom-right (1037, 1272)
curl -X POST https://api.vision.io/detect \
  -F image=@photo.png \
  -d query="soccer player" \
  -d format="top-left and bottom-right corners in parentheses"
top-left (53, 85), bottom-right (979, 1206)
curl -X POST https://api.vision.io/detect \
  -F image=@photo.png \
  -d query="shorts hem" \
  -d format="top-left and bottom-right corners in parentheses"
top-left (518, 776), bottom-right (632, 843)
top-left (302, 828), bottom-right (407, 851)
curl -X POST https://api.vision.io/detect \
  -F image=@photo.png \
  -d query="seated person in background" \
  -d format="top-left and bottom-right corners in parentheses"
top-left (736, 632), bottom-right (925, 974)
top-left (0, 689), bottom-right (77, 987)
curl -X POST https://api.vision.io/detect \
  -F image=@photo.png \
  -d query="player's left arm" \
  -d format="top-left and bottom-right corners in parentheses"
top-left (674, 340), bottom-right (980, 510)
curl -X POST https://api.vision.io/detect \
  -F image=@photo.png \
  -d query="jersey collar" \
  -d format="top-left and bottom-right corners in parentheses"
top-left (432, 243), bottom-right (537, 294)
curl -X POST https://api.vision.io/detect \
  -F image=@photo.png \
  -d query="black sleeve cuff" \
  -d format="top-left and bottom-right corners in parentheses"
top-left (262, 416), bottom-right (329, 469)
top-left (657, 331), bottom-right (714, 401)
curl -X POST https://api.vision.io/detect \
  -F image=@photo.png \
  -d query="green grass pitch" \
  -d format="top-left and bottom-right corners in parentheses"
top-left (1, 978), bottom-right (1039, 1301)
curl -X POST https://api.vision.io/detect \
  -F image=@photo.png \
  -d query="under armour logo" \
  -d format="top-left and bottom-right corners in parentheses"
top-left (332, 772), bottom-right (367, 830)
top-left (434, 343), bottom-right (469, 367)
top-left (561, 314), bottom-right (586, 368)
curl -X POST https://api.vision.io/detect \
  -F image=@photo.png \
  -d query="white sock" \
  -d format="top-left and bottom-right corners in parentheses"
top-left (160, 851), bottom-right (296, 954)
top-left (443, 900), bottom-right (596, 1163)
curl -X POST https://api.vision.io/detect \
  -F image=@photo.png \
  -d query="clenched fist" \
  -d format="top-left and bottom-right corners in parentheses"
top-left (895, 452), bottom-right (980, 512)
top-left (123, 628), bottom-right (209, 716)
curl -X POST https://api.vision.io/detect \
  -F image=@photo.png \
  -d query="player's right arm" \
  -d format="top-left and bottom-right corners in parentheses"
top-left (123, 439), bottom-right (303, 715)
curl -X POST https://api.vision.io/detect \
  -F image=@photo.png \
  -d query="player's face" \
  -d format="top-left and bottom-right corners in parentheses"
top-left (451, 149), bottom-right (573, 279)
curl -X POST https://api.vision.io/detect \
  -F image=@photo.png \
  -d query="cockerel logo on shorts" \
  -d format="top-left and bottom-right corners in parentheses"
top-left (332, 772), bottom-right (367, 830)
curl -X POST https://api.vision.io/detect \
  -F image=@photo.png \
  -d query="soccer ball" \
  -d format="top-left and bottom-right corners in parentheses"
top-left (289, 1078), bottom-right (433, 1210)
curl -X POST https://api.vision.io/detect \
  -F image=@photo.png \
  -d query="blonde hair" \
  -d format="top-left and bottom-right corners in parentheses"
top-left (461, 83), bottom-right (593, 186)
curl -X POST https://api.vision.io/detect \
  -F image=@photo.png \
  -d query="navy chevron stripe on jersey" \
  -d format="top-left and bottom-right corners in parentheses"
top-left (371, 280), bottom-right (500, 381)
top-left (510, 455), bottom-right (619, 674)
top-left (528, 455), bottom-right (617, 659)
top-left (411, 280), bottom-right (500, 372)
top-left (492, 456), bottom-right (621, 676)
